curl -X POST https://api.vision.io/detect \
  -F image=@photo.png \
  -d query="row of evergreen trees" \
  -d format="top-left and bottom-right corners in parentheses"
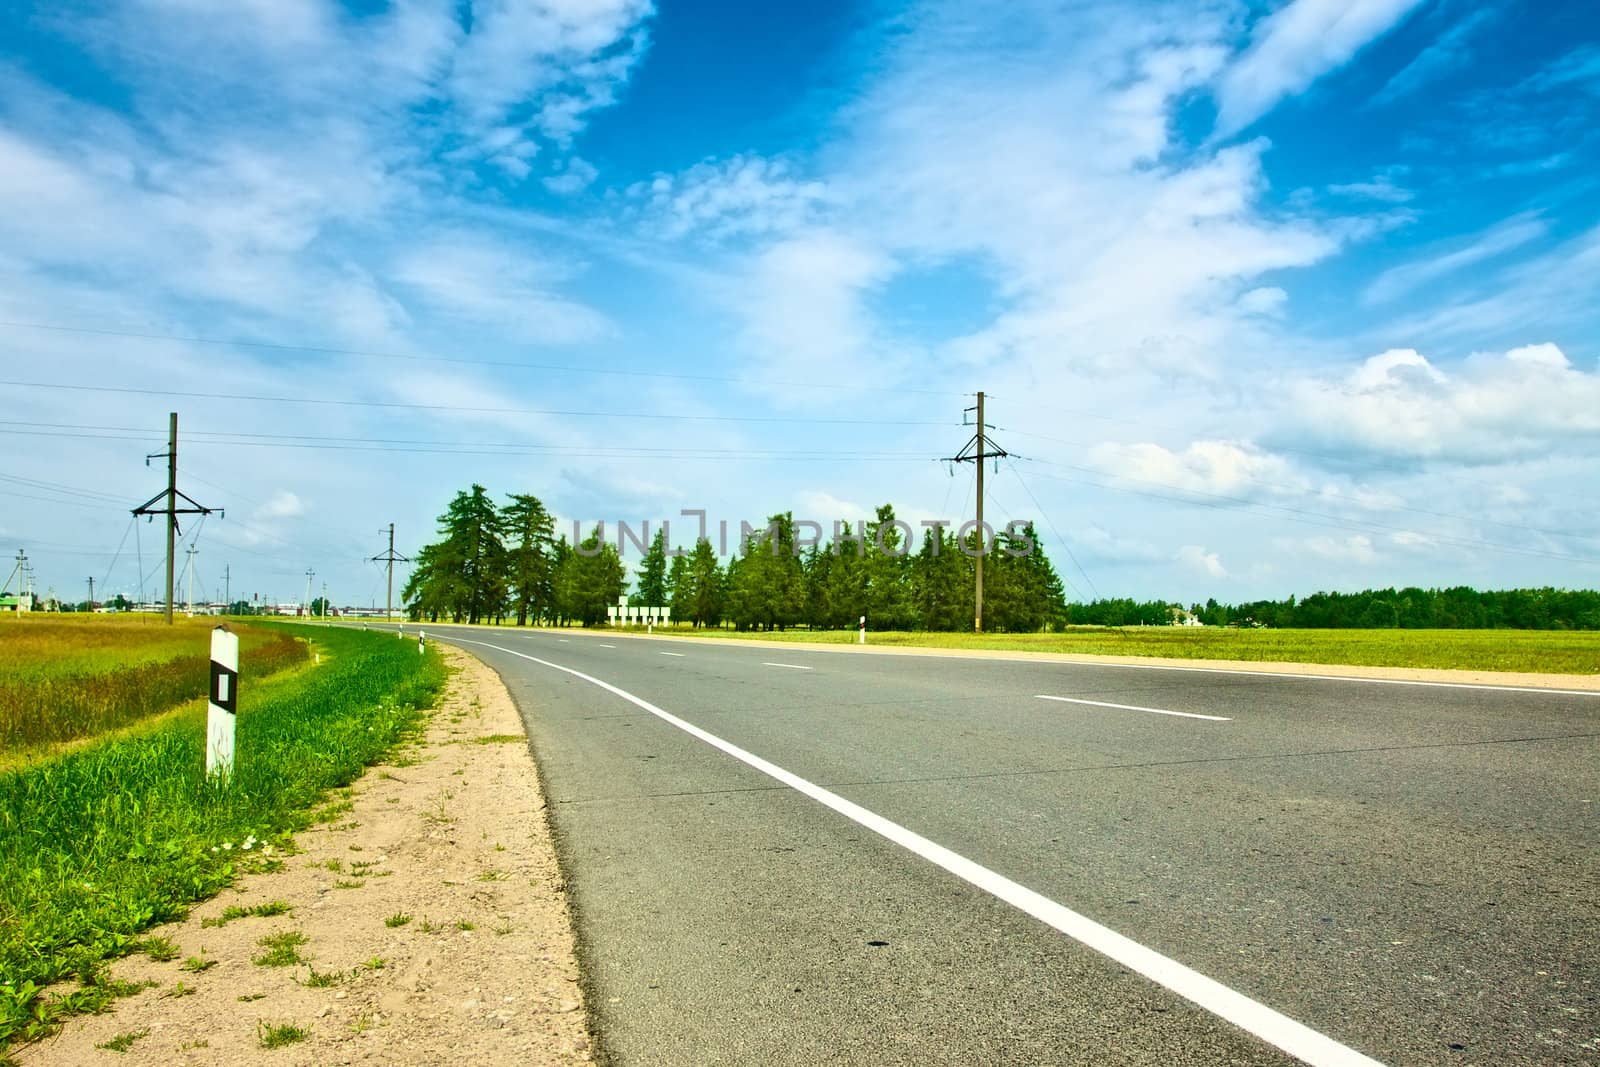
top-left (401, 487), bottom-right (1070, 631)
top-left (1189, 587), bottom-right (1600, 630)
top-left (402, 486), bottom-right (1600, 631)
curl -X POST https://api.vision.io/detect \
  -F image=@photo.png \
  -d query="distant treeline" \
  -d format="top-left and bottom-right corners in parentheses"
top-left (1069, 588), bottom-right (1600, 631)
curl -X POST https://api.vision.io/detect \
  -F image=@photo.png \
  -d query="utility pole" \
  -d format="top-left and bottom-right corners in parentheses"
top-left (304, 568), bottom-right (315, 618)
top-left (186, 545), bottom-right (197, 614)
top-left (371, 523), bottom-right (409, 622)
top-left (3, 550), bottom-right (26, 598)
top-left (944, 390), bottom-right (1009, 633)
top-left (223, 564), bottom-right (230, 612)
top-left (131, 413), bottom-right (220, 625)
top-left (321, 581), bottom-right (328, 619)
top-left (87, 576), bottom-right (95, 610)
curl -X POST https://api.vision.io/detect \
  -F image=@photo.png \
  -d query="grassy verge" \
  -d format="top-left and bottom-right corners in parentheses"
top-left (0, 624), bottom-right (446, 1055)
top-left (602, 625), bottom-right (1600, 674)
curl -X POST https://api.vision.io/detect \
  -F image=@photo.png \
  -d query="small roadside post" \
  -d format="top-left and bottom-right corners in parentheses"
top-left (207, 625), bottom-right (239, 782)
top-left (419, 630), bottom-right (426, 654)
top-left (859, 615), bottom-right (866, 644)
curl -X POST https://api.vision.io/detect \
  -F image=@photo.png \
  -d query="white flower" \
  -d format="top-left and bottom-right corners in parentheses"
top-left (211, 846), bottom-right (219, 853)
top-left (222, 842), bottom-right (232, 851)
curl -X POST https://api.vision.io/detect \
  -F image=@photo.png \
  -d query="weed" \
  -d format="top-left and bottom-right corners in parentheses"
top-left (455, 920), bottom-right (476, 931)
top-left (477, 869), bottom-right (503, 882)
top-left (418, 918), bottom-right (441, 933)
top-left (492, 920), bottom-right (515, 936)
top-left (332, 879), bottom-right (365, 890)
top-left (180, 954), bottom-right (216, 973)
top-left (165, 981), bottom-right (195, 998)
top-left (96, 1028), bottom-right (149, 1053)
top-left (136, 935), bottom-right (179, 961)
top-left (384, 913), bottom-right (412, 928)
top-left (475, 734), bottom-right (523, 744)
top-left (322, 859), bottom-right (343, 873)
top-left (359, 957), bottom-right (385, 971)
top-left (300, 966), bottom-right (344, 988)
top-left (238, 993), bottom-right (267, 1002)
top-left (253, 931), bottom-right (309, 968)
top-left (257, 1020), bottom-right (309, 1049)
top-left (349, 1012), bottom-right (374, 1034)
top-left (203, 900), bottom-right (291, 928)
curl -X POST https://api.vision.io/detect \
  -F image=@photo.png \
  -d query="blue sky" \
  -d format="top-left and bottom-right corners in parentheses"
top-left (2, 0), bottom-right (1598, 610)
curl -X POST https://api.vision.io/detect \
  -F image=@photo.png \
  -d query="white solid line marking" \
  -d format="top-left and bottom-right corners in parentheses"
top-left (659, 651), bottom-right (685, 657)
top-left (1036, 694), bottom-right (1231, 722)
top-left (454, 637), bottom-right (1382, 1067)
top-left (558, 638), bottom-right (569, 642)
top-left (762, 662), bottom-right (813, 671)
top-left (598, 644), bottom-right (617, 649)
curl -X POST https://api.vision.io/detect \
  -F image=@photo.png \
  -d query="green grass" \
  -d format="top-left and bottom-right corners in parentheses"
top-left (300, 966), bottom-right (344, 988)
top-left (252, 930), bottom-right (309, 968)
top-left (179, 954), bottom-right (216, 973)
top-left (384, 912), bottom-right (411, 928)
top-left (202, 900), bottom-right (291, 928)
top-left (0, 625), bottom-right (445, 1055)
top-left (95, 1028), bottom-right (149, 1053)
top-left (639, 625), bottom-right (1600, 674)
top-left (256, 1020), bottom-right (308, 1049)
top-left (134, 935), bottom-right (179, 961)
top-left (0, 618), bottom-right (312, 754)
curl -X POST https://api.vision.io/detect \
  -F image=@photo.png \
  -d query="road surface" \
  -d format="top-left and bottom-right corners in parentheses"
top-left (391, 625), bottom-right (1599, 1066)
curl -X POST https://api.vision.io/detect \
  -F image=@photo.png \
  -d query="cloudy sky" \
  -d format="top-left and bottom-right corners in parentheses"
top-left (2, 0), bottom-right (1598, 610)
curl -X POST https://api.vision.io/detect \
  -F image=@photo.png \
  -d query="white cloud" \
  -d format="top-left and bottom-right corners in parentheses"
top-left (1070, 525), bottom-right (1166, 564)
top-left (443, 0), bottom-right (653, 162)
top-left (1300, 534), bottom-right (1377, 563)
top-left (259, 491), bottom-right (306, 521)
top-left (544, 157), bottom-right (599, 195)
top-left (1288, 343), bottom-right (1600, 463)
top-left (1176, 544), bottom-right (1227, 578)
top-left (390, 233), bottom-right (611, 345)
top-left (1327, 174), bottom-right (1413, 203)
top-left (1238, 286), bottom-right (1288, 316)
top-left (1362, 212), bottom-right (1547, 306)
top-left (730, 229), bottom-right (906, 396)
top-left (1369, 8), bottom-right (1499, 106)
top-left (629, 155), bottom-right (828, 242)
top-left (1214, 0), bottom-right (1429, 137)
top-left (1090, 440), bottom-right (1306, 499)
top-left (1379, 222), bottom-right (1600, 340)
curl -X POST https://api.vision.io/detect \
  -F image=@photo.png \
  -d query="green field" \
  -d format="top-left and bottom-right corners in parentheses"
top-left (0, 622), bottom-right (445, 1056)
top-left (609, 625), bottom-right (1600, 675)
top-left (0, 616), bottom-right (312, 758)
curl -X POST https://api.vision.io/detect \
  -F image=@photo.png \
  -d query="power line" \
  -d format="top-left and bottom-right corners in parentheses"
top-left (0, 318), bottom-right (968, 397)
top-left (0, 387), bottom-right (953, 424)
top-left (1004, 458), bottom-right (1099, 600)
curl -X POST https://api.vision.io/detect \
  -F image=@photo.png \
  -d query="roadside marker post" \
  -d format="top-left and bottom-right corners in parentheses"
top-left (206, 625), bottom-right (239, 782)
top-left (859, 615), bottom-right (866, 644)
top-left (419, 630), bottom-right (426, 654)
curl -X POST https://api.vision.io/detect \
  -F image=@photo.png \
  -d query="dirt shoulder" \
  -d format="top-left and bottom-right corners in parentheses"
top-left (18, 646), bottom-right (593, 1067)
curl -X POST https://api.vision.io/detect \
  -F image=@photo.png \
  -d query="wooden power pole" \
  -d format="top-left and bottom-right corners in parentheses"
top-left (945, 391), bottom-right (1009, 633)
top-left (371, 523), bottom-right (409, 622)
top-left (132, 413), bottom-right (220, 624)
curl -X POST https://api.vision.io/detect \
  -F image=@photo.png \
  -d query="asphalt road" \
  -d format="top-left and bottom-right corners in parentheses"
top-left (394, 625), bottom-right (1598, 1066)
